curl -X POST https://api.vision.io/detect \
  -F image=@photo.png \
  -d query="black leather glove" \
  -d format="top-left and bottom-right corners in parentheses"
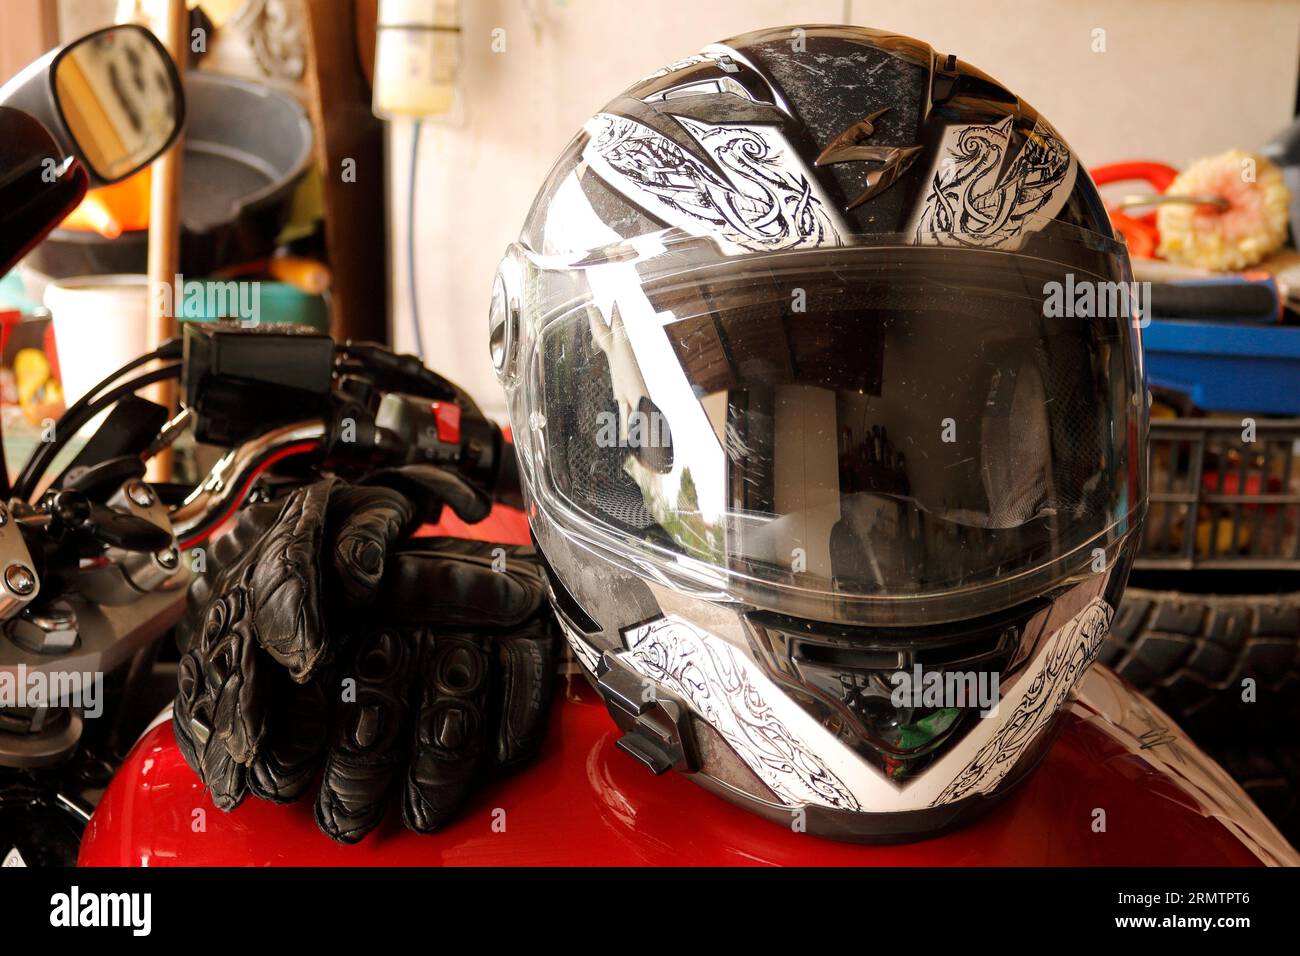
top-left (173, 468), bottom-right (557, 842)
top-left (314, 538), bottom-right (555, 840)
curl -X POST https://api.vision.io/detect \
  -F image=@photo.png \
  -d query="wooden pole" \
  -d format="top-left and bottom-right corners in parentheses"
top-left (144, 0), bottom-right (188, 482)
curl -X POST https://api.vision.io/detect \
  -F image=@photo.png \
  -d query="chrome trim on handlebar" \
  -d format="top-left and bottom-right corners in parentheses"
top-left (169, 420), bottom-right (325, 538)
top-left (145, 406), bottom-right (193, 459)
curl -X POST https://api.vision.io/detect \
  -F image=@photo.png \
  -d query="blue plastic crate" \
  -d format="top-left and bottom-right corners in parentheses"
top-left (1142, 319), bottom-right (1300, 415)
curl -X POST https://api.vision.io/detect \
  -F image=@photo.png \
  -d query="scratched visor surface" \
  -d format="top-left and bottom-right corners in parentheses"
top-left (516, 225), bottom-right (1145, 621)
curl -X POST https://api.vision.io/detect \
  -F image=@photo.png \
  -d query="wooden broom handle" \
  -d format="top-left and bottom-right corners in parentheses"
top-left (144, 0), bottom-right (188, 482)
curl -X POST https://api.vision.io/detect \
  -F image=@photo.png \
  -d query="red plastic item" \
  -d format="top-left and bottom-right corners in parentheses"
top-left (1202, 470), bottom-right (1281, 514)
top-left (1089, 161), bottom-right (1181, 259)
top-left (1108, 210), bottom-right (1158, 259)
top-left (0, 309), bottom-right (21, 358)
top-left (430, 400), bottom-right (461, 444)
top-left (59, 167), bottom-right (152, 239)
top-left (1090, 161), bottom-right (1179, 195)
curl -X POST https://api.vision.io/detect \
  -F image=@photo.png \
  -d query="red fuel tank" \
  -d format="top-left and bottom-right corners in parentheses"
top-left (81, 659), bottom-right (1297, 866)
top-left (78, 508), bottom-right (1297, 867)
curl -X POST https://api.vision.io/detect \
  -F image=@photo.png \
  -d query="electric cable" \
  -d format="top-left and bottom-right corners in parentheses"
top-left (13, 340), bottom-right (180, 497)
top-left (17, 362), bottom-right (182, 501)
top-left (407, 119), bottom-right (426, 360)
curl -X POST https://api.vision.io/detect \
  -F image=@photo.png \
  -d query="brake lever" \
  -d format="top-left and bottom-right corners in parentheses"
top-left (83, 504), bottom-right (174, 552)
top-left (40, 490), bottom-right (173, 553)
top-left (62, 455), bottom-right (147, 502)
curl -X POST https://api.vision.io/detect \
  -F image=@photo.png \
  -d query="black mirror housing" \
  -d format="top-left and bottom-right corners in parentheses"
top-left (0, 106), bottom-right (90, 277)
top-left (0, 24), bottom-right (185, 188)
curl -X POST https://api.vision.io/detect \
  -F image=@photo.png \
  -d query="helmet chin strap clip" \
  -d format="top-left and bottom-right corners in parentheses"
top-left (595, 651), bottom-right (697, 776)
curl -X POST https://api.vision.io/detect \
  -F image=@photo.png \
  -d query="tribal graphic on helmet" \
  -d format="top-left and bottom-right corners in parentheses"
top-left (584, 112), bottom-right (846, 253)
top-left (557, 31), bottom-right (1088, 257)
top-left (910, 116), bottom-right (1077, 246)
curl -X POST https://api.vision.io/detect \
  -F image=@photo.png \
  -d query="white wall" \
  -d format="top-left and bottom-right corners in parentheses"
top-left (391, 0), bottom-right (1300, 419)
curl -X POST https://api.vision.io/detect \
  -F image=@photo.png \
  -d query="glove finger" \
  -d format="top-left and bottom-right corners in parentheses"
top-left (206, 522), bottom-right (247, 578)
top-left (327, 485), bottom-right (414, 607)
top-left (172, 651), bottom-right (208, 778)
top-left (177, 501), bottom-right (282, 654)
top-left (174, 652), bottom-right (248, 811)
top-left (249, 479), bottom-right (339, 682)
top-left (203, 741), bottom-right (248, 810)
top-left (175, 507), bottom-right (290, 807)
top-left (381, 542), bottom-right (544, 631)
top-left (204, 498), bottom-right (299, 601)
top-left (402, 630), bottom-right (493, 834)
top-left (247, 672), bottom-right (328, 804)
top-left (365, 465), bottom-right (491, 526)
top-left (314, 625), bottom-right (415, 843)
top-left (495, 627), bottom-right (556, 767)
top-left (204, 590), bottom-right (265, 765)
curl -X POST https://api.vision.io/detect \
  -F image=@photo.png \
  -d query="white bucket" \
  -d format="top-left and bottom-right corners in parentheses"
top-left (44, 275), bottom-right (150, 408)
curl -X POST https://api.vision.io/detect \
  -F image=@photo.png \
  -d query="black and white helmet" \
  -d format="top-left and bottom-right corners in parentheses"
top-left (490, 25), bottom-right (1147, 840)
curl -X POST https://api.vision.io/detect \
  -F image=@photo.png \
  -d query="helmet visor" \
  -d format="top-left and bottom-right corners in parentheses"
top-left (518, 227), bottom-right (1145, 622)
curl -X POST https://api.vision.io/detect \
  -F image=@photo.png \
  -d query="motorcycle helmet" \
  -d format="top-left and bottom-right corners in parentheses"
top-left (490, 24), bottom-right (1147, 841)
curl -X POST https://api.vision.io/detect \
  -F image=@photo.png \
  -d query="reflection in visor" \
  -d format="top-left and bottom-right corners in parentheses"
top-left (537, 242), bottom-right (1141, 609)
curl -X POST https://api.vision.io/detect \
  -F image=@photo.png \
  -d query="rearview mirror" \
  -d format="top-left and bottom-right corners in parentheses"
top-left (54, 26), bottom-right (183, 182)
top-left (0, 24), bottom-right (185, 186)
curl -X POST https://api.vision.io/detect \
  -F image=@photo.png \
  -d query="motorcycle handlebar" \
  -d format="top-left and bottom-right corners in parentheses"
top-left (169, 412), bottom-right (520, 548)
top-left (170, 421), bottom-right (327, 547)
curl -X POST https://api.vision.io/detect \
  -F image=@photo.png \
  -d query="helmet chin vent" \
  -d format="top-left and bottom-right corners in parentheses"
top-left (746, 602), bottom-right (1041, 672)
top-left (780, 620), bottom-right (1020, 673)
top-left (744, 603), bottom-right (1045, 781)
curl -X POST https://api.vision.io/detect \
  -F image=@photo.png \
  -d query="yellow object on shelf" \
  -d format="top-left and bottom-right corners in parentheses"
top-left (14, 348), bottom-right (64, 427)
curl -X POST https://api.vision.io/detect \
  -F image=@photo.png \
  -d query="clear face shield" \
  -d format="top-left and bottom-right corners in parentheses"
top-left (494, 219), bottom-right (1146, 626)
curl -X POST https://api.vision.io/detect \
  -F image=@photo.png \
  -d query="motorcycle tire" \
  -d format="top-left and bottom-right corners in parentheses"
top-left (1100, 588), bottom-right (1300, 741)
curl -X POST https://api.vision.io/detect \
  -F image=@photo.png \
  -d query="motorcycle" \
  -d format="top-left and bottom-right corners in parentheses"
top-left (0, 27), bottom-right (1295, 868)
